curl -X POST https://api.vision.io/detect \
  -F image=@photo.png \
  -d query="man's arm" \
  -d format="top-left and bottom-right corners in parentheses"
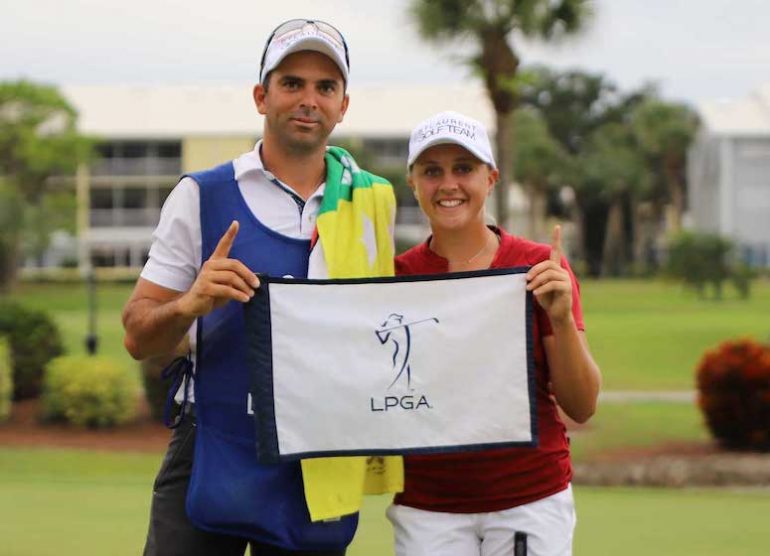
top-left (122, 221), bottom-right (260, 360)
top-left (122, 279), bottom-right (196, 360)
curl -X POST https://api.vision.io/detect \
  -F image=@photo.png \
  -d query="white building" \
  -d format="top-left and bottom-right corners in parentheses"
top-left (60, 83), bottom-right (525, 271)
top-left (688, 83), bottom-right (770, 266)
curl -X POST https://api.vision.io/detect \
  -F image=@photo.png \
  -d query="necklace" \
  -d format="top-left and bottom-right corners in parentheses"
top-left (438, 231), bottom-right (500, 266)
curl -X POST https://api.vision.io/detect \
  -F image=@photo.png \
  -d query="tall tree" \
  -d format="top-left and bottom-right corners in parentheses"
top-left (0, 80), bottom-right (90, 290)
top-left (631, 99), bottom-right (699, 233)
top-left (518, 66), bottom-right (653, 273)
top-left (518, 66), bottom-right (649, 156)
top-left (512, 107), bottom-right (569, 240)
top-left (580, 123), bottom-right (653, 276)
top-left (408, 0), bottom-right (593, 229)
top-left (0, 181), bottom-right (24, 289)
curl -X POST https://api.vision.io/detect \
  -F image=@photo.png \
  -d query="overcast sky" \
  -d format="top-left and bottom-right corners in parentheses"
top-left (2, 0), bottom-right (769, 105)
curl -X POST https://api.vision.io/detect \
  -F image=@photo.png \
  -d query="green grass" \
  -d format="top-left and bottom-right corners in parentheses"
top-left (11, 281), bottom-right (136, 370)
top-left (0, 447), bottom-right (156, 556)
top-left (570, 401), bottom-right (709, 463)
top-left (574, 487), bottom-right (770, 555)
top-left (1, 447), bottom-right (768, 556)
top-left (9, 278), bottom-right (770, 391)
top-left (0, 403), bottom-right (719, 555)
top-left (3, 278), bottom-right (768, 553)
top-left (579, 278), bottom-right (770, 390)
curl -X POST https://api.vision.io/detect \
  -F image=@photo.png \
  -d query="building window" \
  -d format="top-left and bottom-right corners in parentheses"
top-left (363, 138), bottom-right (409, 167)
top-left (92, 140), bottom-right (182, 176)
top-left (91, 248), bottom-right (116, 267)
top-left (90, 188), bottom-right (113, 209)
top-left (157, 142), bottom-right (181, 158)
top-left (122, 188), bottom-right (148, 209)
top-left (96, 144), bottom-right (114, 158)
top-left (91, 247), bottom-right (134, 267)
top-left (122, 142), bottom-right (148, 158)
top-left (158, 187), bottom-right (174, 208)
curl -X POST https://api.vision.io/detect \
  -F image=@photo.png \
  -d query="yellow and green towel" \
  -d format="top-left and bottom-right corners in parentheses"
top-left (302, 146), bottom-right (403, 522)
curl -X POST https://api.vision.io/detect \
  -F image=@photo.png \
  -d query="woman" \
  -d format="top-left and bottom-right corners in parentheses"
top-left (387, 111), bottom-right (602, 556)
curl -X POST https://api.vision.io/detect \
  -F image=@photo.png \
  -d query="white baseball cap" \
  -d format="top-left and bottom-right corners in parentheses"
top-left (408, 111), bottom-right (496, 169)
top-left (259, 19), bottom-right (349, 84)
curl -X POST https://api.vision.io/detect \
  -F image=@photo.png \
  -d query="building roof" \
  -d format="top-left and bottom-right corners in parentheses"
top-left (65, 82), bottom-right (770, 140)
top-left (697, 82), bottom-right (770, 137)
top-left (62, 84), bottom-right (495, 140)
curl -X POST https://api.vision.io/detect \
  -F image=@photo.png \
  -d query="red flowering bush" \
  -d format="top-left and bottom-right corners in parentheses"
top-left (696, 338), bottom-right (770, 451)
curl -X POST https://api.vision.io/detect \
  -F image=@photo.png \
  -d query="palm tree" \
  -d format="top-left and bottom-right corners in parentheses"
top-left (631, 100), bottom-right (699, 233)
top-left (408, 0), bottom-right (593, 229)
top-left (518, 66), bottom-right (653, 273)
top-left (513, 107), bottom-right (569, 240)
top-left (580, 123), bottom-right (653, 276)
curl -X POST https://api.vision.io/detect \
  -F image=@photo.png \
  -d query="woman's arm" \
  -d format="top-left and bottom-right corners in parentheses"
top-left (543, 326), bottom-right (601, 423)
top-left (526, 226), bottom-right (602, 423)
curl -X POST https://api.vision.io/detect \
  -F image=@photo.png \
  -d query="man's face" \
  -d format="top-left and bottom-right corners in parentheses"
top-left (254, 50), bottom-right (349, 155)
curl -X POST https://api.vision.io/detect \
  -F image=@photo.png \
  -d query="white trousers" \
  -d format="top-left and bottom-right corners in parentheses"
top-left (387, 485), bottom-right (576, 556)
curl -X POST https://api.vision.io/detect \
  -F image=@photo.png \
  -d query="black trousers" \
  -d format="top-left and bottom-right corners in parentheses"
top-left (143, 414), bottom-right (346, 556)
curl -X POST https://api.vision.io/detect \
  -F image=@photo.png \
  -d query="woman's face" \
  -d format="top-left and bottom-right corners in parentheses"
top-left (409, 144), bottom-right (498, 233)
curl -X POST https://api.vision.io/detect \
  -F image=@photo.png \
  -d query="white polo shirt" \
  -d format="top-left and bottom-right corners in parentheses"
top-left (140, 142), bottom-right (325, 402)
top-left (142, 142), bottom-right (324, 289)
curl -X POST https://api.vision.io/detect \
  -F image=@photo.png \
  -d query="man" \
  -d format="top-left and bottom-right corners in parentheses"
top-left (123, 19), bottom-right (394, 556)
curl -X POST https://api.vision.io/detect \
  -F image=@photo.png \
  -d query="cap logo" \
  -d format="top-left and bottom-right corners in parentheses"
top-left (408, 111), bottom-right (495, 169)
top-left (260, 19), bottom-right (349, 83)
top-left (416, 118), bottom-right (478, 143)
top-left (272, 23), bottom-right (343, 53)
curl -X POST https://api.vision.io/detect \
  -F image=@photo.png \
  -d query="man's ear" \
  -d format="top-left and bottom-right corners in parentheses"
top-left (253, 84), bottom-right (267, 115)
top-left (337, 93), bottom-right (350, 123)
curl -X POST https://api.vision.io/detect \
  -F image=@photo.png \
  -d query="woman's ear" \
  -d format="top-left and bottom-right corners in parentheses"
top-left (407, 173), bottom-right (417, 196)
top-left (487, 167), bottom-right (500, 196)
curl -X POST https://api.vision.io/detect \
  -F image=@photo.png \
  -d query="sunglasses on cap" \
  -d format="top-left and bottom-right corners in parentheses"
top-left (258, 19), bottom-right (350, 83)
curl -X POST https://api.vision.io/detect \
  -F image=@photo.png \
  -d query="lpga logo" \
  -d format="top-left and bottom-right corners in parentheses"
top-left (370, 313), bottom-right (438, 412)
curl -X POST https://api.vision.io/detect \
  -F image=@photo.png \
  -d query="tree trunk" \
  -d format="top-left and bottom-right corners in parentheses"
top-left (526, 183), bottom-right (547, 242)
top-left (669, 177), bottom-right (685, 233)
top-left (665, 157), bottom-right (685, 233)
top-left (0, 239), bottom-right (20, 294)
top-left (601, 196), bottom-right (626, 277)
top-left (571, 197), bottom-right (587, 268)
top-left (631, 199), bottom-right (643, 270)
top-left (494, 110), bottom-right (513, 230)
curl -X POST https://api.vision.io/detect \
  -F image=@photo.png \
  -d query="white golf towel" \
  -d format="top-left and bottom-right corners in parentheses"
top-left (244, 268), bottom-right (536, 463)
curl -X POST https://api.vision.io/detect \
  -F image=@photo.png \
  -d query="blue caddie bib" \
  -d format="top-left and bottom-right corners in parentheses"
top-left (185, 162), bottom-right (358, 550)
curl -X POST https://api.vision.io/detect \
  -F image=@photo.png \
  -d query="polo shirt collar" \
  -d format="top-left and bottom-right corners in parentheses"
top-left (234, 141), bottom-right (326, 200)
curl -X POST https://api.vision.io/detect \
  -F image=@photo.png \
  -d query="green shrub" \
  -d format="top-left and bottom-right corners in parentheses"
top-left (0, 338), bottom-right (12, 422)
top-left (665, 232), bottom-right (753, 299)
top-left (42, 356), bottom-right (139, 428)
top-left (696, 338), bottom-right (770, 451)
top-left (0, 300), bottom-right (64, 399)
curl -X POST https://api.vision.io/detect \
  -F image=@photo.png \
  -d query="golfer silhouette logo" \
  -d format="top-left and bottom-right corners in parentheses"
top-left (375, 313), bottom-right (439, 390)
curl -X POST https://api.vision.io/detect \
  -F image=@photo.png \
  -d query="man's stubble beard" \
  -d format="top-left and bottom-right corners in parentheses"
top-left (283, 133), bottom-right (326, 156)
top-left (269, 114), bottom-right (333, 157)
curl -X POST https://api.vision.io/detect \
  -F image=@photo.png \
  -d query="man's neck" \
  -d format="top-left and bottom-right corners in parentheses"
top-left (260, 139), bottom-right (327, 200)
